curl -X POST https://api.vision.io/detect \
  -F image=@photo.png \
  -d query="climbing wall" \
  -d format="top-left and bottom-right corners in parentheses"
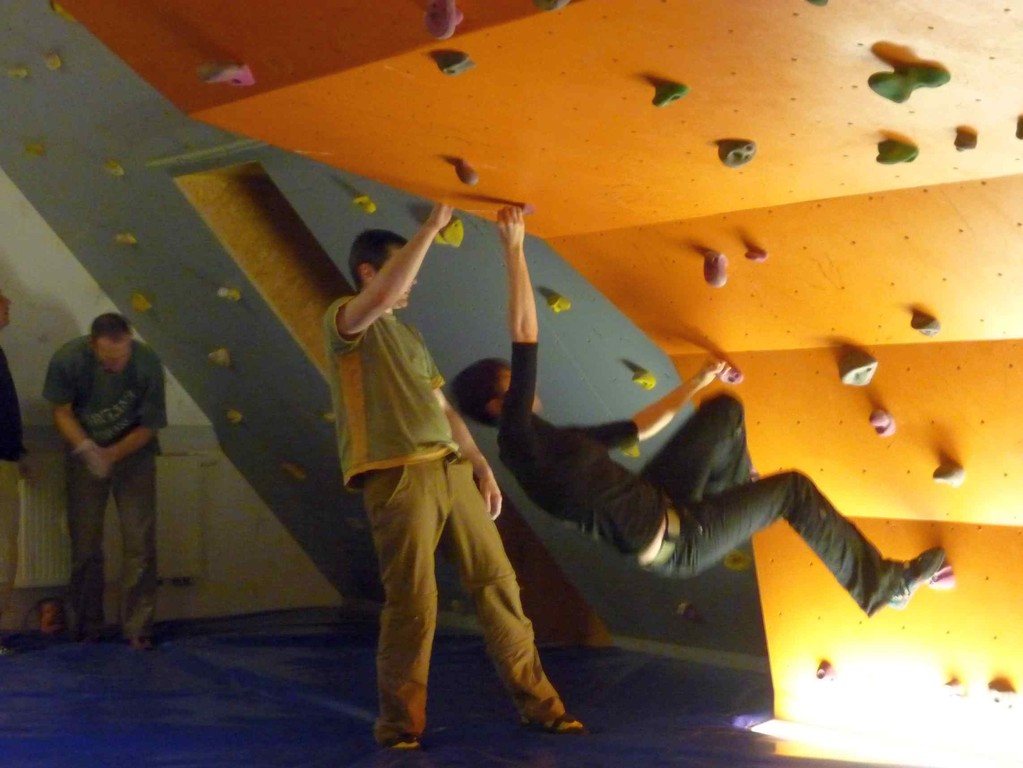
top-left (11, 0), bottom-right (1023, 752)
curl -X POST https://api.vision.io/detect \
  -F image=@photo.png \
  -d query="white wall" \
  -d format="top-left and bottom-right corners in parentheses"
top-left (0, 165), bottom-right (342, 630)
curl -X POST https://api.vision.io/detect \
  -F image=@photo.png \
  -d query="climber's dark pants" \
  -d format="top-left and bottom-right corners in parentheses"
top-left (641, 395), bottom-right (903, 616)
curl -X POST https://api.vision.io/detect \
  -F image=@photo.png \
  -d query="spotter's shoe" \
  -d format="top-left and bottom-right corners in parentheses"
top-left (381, 733), bottom-right (421, 750)
top-left (522, 713), bottom-right (587, 735)
top-left (888, 547), bottom-right (953, 610)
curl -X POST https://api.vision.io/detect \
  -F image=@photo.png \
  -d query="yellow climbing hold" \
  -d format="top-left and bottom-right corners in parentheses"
top-left (217, 287), bottom-right (242, 301)
top-left (114, 232), bottom-right (138, 245)
top-left (208, 347), bottom-right (232, 367)
top-left (104, 160), bottom-right (125, 177)
top-left (225, 409), bottom-right (244, 425)
top-left (546, 292), bottom-right (571, 313)
top-left (434, 218), bottom-right (464, 247)
top-left (130, 292), bottom-right (152, 313)
top-left (24, 142), bottom-right (46, 157)
top-left (6, 66), bottom-right (29, 79)
top-left (632, 369), bottom-right (657, 390)
top-left (50, 0), bottom-right (76, 21)
top-left (321, 411), bottom-right (336, 423)
top-left (620, 437), bottom-right (640, 458)
top-left (352, 195), bottom-right (377, 214)
top-left (44, 53), bottom-right (63, 71)
top-left (282, 462), bottom-right (307, 481)
top-left (723, 549), bottom-right (754, 572)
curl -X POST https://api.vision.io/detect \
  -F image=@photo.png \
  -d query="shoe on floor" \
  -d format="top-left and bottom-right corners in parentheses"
top-left (521, 713), bottom-right (587, 735)
top-left (381, 733), bottom-right (421, 750)
top-left (888, 547), bottom-right (948, 610)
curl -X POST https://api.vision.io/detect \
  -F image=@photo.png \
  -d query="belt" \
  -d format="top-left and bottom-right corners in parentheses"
top-left (649, 506), bottom-right (683, 567)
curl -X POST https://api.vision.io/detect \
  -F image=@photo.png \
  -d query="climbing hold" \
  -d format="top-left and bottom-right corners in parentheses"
top-left (744, 244), bottom-right (768, 262)
top-left (652, 81), bottom-right (689, 107)
top-left (987, 678), bottom-right (1016, 706)
top-left (454, 158), bottom-right (479, 186)
top-left (225, 409), bottom-right (244, 425)
top-left (44, 53), bottom-right (63, 71)
top-left (352, 195), bottom-right (377, 214)
top-left (208, 347), bottom-right (232, 367)
top-left (675, 601), bottom-right (701, 621)
top-left (944, 678), bottom-right (966, 698)
top-left (6, 66), bottom-right (29, 79)
top-left (723, 550), bottom-right (753, 572)
top-left (930, 563), bottom-right (956, 590)
top-left (816, 661), bottom-right (836, 681)
top-left (114, 232), bottom-right (138, 245)
top-left (869, 409), bottom-right (896, 437)
top-left (910, 309), bottom-right (941, 336)
top-left (838, 348), bottom-right (878, 386)
top-left (876, 138), bottom-right (918, 164)
top-left (933, 461), bottom-right (965, 487)
top-left (703, 251), bottom-right (728, 288)
top-left (49, 0), bottom-right (76, 21)
top-left (431, 50), bottom-right (475, 76)
top-left (805, 0), bottom-right (828, 5)
top-left (632, 369), bottom-right (657, 390)
top-left (534, 0), bottom-right (572, 9)
top-left (198, 63), bottom-right (255, 87)
top-left (434, 218), bottom-right (464, 247)
top-left (719, 365), bottom-right (744, 385)
top-left (217, 287), bottom-right (242, 301)
top-left (425, 0), bottom-right (463, 40)
top-left (620, 437), bottom-right (640, 458)
top-left (868, 65), bottom-right (950, 104)
top-left (282, 462), bottom-right (307, 481)
top-left (321, 411), bottom-right (336, 423)
top-left (546, 292), bottom-right (571, 313)
top-left (104, 160), bottom-right (125, 177)
top-left (520, 203), bottom-right (537, 215)
top-left (24, 142), bottom-right (45, 157)
top-left (130, 292), bottom-right (152, 313)
top-left (954, 126), bottom-right (977, 151)
top-left (1017, 116), bottom-right (1023, 140)
top-left (717, 140), bottom-right (757, 168)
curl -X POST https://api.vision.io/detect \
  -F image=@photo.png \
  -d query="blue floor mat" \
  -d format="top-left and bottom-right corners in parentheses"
top-left (0, 610), bottom-right (878, 768)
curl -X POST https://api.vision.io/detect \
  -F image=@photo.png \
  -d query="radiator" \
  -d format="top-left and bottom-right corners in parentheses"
top-left (15, 455), bottom-right (71, 588)
top-left (14, 454), bottom-right (205, 588)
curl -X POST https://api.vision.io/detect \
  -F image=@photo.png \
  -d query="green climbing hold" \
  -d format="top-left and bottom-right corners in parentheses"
top-left (805, 0), bottom-right (828, 5)
top-left (432, 50), bottom-right (475, 76)
top-left (876, 138), bottom-right (918, 164)
top-left (533, 0), bottom-right (571, 9)
top-left (868, 65), bottom-right (950, 104)
top-left (717, 139), bottom-right (757, 168)
top-left (652, 81), bottom-right (689, 107)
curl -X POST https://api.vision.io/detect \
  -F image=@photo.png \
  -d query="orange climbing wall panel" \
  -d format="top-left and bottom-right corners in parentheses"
top-left (753, 517), bottom-right (1023, 759)
top-left (63, 0), bottom-right (1023, 238)
top-left (550, 174), bottom-right (1023, 355)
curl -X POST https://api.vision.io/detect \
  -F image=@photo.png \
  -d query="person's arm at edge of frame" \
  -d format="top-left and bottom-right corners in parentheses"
top-left (336, 202), bottom-right (454, 337)
top-left (497, 206), bottom-right (538, 344)
top-left (631, 359), bottom-right (725, 442)
top-left (435, 388), bottom-right (503, 520)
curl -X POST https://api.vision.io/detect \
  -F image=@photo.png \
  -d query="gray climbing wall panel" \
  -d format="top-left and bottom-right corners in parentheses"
top-left (1, 0), bottom-right (766, 656)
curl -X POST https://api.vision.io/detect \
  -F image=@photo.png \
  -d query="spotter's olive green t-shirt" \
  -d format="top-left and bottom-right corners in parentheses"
top-left (42, 336), bottom-right (167, 453)
top-left (324, 297), bottom-right (457, 488)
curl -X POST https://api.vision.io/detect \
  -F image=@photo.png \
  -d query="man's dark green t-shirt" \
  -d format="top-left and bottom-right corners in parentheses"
top-left (43, 336), bottom-right (167, 452)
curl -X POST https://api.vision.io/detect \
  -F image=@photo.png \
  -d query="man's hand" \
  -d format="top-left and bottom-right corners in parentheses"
top-left (476, 465), bottom-right (503, 521)
top-left (72, 439), bottom-right (112, 479)
top-left (692, 359), bottom-right (727, 391)
top-left (425, 202), bottom-right (454, 233)
top-left (496, 206), bottom-right (525, 255)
